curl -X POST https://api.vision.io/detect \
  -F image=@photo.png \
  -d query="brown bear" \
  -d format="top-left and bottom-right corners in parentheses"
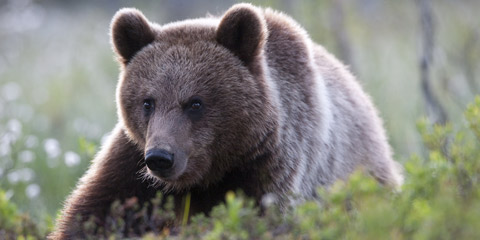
top-left (50, 3), bottom-right (403, 239)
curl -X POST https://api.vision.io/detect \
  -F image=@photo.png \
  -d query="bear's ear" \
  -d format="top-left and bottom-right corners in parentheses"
top-left (216, 4), bottom-right (267, 64)
top-left (110, 8), bottom-right (155, 64)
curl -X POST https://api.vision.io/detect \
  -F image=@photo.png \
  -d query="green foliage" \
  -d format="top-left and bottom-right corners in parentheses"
top-left (465, 96), bottom-right (480, 140)
top-left (0, 190), bottom-right (18, 231)
top-left (0, 189), bottom-right (47, 239)
top-left (1, 96), bottom-right (480, 239)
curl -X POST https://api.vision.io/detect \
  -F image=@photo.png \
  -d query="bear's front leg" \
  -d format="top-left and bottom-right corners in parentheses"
top-left (49, 124), bottom-right (154, 239)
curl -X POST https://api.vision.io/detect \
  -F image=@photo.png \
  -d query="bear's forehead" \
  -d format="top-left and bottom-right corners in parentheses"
top-left (153, 18), bottom-right (219, 46)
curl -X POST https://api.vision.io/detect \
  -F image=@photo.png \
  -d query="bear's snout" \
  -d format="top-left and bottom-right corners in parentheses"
top-left (145, 149), bottom-right (174, 173)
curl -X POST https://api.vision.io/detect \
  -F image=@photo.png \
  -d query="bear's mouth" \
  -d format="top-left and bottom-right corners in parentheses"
top-left (147, 167), bottom-right (179, 181)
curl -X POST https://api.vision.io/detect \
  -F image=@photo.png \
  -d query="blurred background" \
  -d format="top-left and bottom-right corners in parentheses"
top-left (0, 0), bottom-right (479, 224)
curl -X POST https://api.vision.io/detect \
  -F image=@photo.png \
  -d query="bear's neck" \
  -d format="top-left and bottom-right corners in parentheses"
top-left (171, 148), bottom-right (278, 218)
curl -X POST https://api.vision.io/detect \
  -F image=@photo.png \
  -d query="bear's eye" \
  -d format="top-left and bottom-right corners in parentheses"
top-left (143, 99), bottom-right (154, 111)
top-left (186, 98), bottom-right (203, 111)
top-left (190, 100), bottom-right (202, 110)
top-left (184, 97), bottom-right (204, 121)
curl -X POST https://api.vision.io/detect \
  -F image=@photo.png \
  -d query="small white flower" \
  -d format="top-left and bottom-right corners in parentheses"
top-left (0, 140), bottom-right (11, 156)
top-left (44, 138), bottom-right (61, 159)
top-left (19, 150), bottom-right (35, 163)
top-left (261, 193), bottom-right (278, 208)
top-left (7, 170), bottom-right (19, 184)
top-left (64, 151), bottom-right (81, 167)
top-left (26, 184), bottom-right (40, 199)
top-left (7, 119), bottom-right (22, 136)
top-left (1, 82), bottom-right (21, 101)
top-left (7, 168), bottom-right (35, 183)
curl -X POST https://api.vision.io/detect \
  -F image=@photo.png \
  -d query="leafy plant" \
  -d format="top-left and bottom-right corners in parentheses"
top-left (0, 189), bottom-right (48, 240)
top-left (2, 97), bottom-right (480, 239)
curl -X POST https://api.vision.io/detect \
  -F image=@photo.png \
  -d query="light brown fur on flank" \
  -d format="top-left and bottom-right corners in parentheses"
top-left (50, 4), bottom-right (403, 239)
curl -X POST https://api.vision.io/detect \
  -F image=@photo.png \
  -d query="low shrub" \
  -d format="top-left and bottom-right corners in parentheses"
top-left (2, 96), bottom-right (480, 239)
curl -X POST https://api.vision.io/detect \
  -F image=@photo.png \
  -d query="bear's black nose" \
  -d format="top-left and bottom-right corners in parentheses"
top-left (145, 149), bottom-right (174, 171)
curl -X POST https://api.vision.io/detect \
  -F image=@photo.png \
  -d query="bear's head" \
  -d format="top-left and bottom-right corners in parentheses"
top-left (110, 4), bottom-right (278, 191)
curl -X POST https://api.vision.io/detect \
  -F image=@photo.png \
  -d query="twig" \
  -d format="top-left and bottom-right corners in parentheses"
top-left (416, 0), bottom-right (448, 125)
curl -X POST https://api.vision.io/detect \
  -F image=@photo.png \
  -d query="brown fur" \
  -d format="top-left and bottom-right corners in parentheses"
top-left (50, 4), bottom-right (403, 239)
